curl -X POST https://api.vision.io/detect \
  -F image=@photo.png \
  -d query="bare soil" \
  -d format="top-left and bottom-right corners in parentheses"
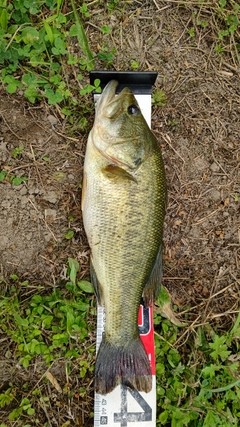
top-left (0, 1), bottom-right (239, 425)
top-left (0, 95), bottom-right (89, 279)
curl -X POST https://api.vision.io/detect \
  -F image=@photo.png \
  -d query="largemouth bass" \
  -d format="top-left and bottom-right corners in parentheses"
top-left (82, 80), bottom-right (167, 395)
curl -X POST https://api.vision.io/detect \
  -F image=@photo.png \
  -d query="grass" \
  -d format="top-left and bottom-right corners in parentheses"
top-left (0, 0), bottom-right (239, 112)
top-left (0, 0), bottom-right (101, 125)
top-left (0, 259), bottom-right (94, 369)
top-left (180, 0), bottom-right (240, 64)
top-left (154, 303), bottom-right (240, 426)
top-left (0, 0), bottom-right (239, 425)
top-left (0, 259), bottom-right (96, 425)
top-left (0, 270), bottom-right (239, 425)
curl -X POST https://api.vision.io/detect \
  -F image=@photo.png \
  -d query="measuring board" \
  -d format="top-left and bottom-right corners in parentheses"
top-left (90, 71), bottom-right (158, 427)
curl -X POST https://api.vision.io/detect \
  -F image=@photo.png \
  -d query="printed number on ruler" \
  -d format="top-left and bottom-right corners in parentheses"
top-left (114, 385), bottom-right (152, 426)
top-left (99, 385), bottom-right (152, 426)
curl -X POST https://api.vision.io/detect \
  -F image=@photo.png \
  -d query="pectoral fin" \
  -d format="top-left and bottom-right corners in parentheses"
top-left (102, 165), bottom-right (137, 183)
top-left (143, 244), bottom-right (163, 306)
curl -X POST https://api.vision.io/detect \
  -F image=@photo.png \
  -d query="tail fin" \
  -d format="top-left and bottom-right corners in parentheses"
top-left (95, 335), bottom-right (152, 395)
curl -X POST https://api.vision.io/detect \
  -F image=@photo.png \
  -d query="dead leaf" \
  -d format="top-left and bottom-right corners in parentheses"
top-left (45, 371), bottom-right (62, 393)
top-left (156, 302), bottom-right (187, 327)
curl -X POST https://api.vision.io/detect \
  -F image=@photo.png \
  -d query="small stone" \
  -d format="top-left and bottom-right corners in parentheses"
top-left (7, 218), bottom-right (13, 226)
top-left (68, 174), bottom-right (75, 180)
top-left (0, 235), bottom-right (9, 249)
top-left (194, 157), bottom-right (209, 171)
top-left (47, 115), bottom-right (58, 127)
top-left (45, 208), bottom-right (57, 219)
top-left (210, 189), bottom-right (221, 201)
top-left (0, 140), bottom-right (8, 151)
top-left (44, 232), bottom-right (52, 242)
top-left (1, 201), bottom-right (11, 208)
top-left (190, 227), bottom-right (200, 238)
top-left (20, 196), bottom-right (28, 206)
top-left (14, 184), bottom-right (23, 191)
top-left (19, 186), bottom-right (28, 196)
top-left (42, 191), bottom-right (58, 204)
top-left (210, 162), bottom-right (220, 172)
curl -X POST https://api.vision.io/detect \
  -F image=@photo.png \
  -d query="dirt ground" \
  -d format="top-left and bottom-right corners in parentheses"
top-left (0, 1), bottom-right (239, 425)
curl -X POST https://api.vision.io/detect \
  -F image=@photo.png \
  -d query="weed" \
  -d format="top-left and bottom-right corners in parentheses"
top-left (153, 88), bottom-right (167, 107)
top-left (188, 27), bottom-right (195, 38)
top-left (189, 0), bottom-right (240, 57)
top-left (215, 44), bottom-right (225, 53)
top-left (64, 229), bottom-right (74, 239)
top-left (10, 175), bottom-right (28, 186)
top-left (0, 259), bottom-right (95, 372)
top-left (80, 2), bottom-right (90, 19)
top-left (9, 397), bottom-right (35, 420)
top-left (0, 388), bottom-right (15, 408)
top-left (0, 169), bottom-right (7, 181)
top-left (107, 0), bottom-right (119, 11)
top-left (12, 144), bottom-right (24, 159)
top-left (98, 45), bottom-right (116, 66)
top-left (0, 169), bottom-right (28, 185)
top-left (42, 156), bottom-right (51, 162)
top-left (101, 25), bottom-right (111, 35)
top-left (79, 78), bottom-right (101, 95)
top-left (131, 60), bottom-right (139, 70)
top-left (215, 0), bottom-right (240, 53)
top-left (0, 258), bottom-right (239, 425)
top-left (70, 0), bottom-right (94, 70)
top-left (0, 261), bottom-right (95, 422)
top-left (0, 0), bottom-right (100, 125)
top-left (154, 311), bottom-right (240, 426)
top-left (168, 119), bottom-right (179, 127)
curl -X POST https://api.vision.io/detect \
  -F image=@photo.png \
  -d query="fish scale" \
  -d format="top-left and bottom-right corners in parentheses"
top-left (82, 80), bottom-right (166, 395)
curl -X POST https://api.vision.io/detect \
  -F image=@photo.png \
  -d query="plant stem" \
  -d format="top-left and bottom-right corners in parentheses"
top-left (70, 0), bottom-right (95, 70)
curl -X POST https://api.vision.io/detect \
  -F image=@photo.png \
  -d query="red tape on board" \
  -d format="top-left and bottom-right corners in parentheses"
top-left (138, 304), bottom-right (156, 375)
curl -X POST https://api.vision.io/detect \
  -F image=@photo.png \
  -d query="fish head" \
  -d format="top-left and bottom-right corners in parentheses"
top-left (91, 80), bottom-right (151, 170)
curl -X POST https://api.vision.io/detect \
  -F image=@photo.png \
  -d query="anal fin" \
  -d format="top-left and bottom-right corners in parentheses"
top-left (143, 244), bottom-right (163, 307)
top-left (90, 258), bottom-right (104, 306)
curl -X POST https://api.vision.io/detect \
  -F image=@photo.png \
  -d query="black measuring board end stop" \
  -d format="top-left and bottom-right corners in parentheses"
top-left (90, 71), bottom-right (158, 95)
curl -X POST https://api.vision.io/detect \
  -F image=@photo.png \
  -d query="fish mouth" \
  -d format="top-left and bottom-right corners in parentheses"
top-left (96, 80), bottom-right (132, 119)
top-left (93, 80), bottom-right (144, 170)
top-left (96, 80), bottom-right (118, 115)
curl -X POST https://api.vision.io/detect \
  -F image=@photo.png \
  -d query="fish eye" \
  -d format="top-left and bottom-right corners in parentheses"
top-left (127, 105), bottom-right (139, 115)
